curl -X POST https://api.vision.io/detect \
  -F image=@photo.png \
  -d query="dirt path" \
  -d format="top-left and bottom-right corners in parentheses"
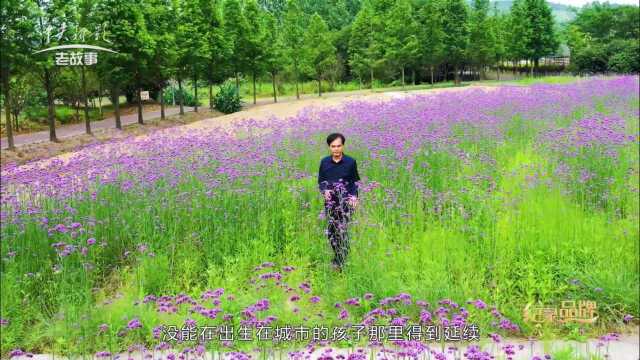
top-left (0, 106), bottom-right (196, 149)
top-left (2, 84), bottom-right (496, 173)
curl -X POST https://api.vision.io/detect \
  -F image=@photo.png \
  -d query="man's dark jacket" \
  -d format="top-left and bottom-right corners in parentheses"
top-left (318, 154), bottom-right (361, 199)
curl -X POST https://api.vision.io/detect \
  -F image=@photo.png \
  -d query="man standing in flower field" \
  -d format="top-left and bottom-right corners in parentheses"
top-left (318, 133), bottom-right (360, 272)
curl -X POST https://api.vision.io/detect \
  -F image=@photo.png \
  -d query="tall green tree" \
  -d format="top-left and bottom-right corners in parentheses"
top-left (282, 0), bottom-right (306, 99)
top-left (383, 0), bottom-right (420, 88)
top-left (201, 0), bottom-right (230, 110)
top-left (302, 13), bottom-right (337, 96)
top-left (369, 0), bottom-right (395, 83)
top-left (506, 0), bottom-right (529, 70)
top-left (244, 0), bottom-right (267, 105)
top-left (144, 0), bottom-right (178, 119)
top-left (223, 0), bottom-right (251, 95)
top-left (179, 0), bottom-right (208, 113)
top-left (7, 73), bottom-right (40, 132)
top-left (416, 0), bottom-right (445, 84)
top-left (468, 0), bottom-right (495, 79)
top-left (73, 0), bottom-right (95, 134)
top-left (440, 0), bottom-right (469, 85)
top-left (95, 0), bottom-right (155, 124)
top-left (174, 0), bottom-right (207, 114)
top-left (490, 3), bottom-right (508, 80)
top-left (33, 0), bottom-right (76, 142)
top-left (262, 12), bottom-right (285, 102)
top-left (524, 0), bottom-right (558, 74)
top-left (509, 0), bottom-right (558, 75)
top-left (565, 2), bottom-right (639, 74)
top-left (330, 24), bottom-right (351, 89)
top-left (1, 0), bottom-right (37, 149)
top-left (348, 0), bottom-right (375, 88)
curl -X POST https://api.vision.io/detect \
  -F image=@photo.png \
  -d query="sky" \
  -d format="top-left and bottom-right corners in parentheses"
top-left (548, 0), bottom-right (639, 6)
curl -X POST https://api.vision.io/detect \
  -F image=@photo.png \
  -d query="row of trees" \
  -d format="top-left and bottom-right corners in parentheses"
top-left (565, 2), bottom-right (639, 74)
top-left (0, 0), bottom-right (621, 150)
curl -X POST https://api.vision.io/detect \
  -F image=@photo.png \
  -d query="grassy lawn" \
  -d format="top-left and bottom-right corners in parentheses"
top-left (476, 75), bottom-right (588, 86)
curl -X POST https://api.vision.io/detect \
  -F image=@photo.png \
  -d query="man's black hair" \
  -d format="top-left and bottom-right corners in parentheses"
top-left (326, 133), bottom-right (346, 146)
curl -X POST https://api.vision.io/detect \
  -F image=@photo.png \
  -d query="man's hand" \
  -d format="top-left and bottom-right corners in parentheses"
top-left (324, 190), bottom-right (332, 201)
top-left (347, 195), bottom-right (358, 209)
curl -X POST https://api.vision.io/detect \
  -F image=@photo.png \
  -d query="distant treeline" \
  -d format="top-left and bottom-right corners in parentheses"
top-left (1, 0), bottom-right (638, 148)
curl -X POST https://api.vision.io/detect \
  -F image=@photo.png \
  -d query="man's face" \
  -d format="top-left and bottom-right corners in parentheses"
top-left (329, 137), bottom-right (343, 157)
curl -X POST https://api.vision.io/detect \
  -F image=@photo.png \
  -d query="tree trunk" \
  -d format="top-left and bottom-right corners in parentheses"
top-left (294, 64), bottom-right (300, 99)
top-left (2, 66), bottom-right (15, 150)
top-left (235, 72), bottom-right (240, 95)
top-left (160, 85), bottom-right (165, 120)
top-left (136, 74), bottom-right (144, 124)
top-left (251, 71), bottom-right (256, 105)
top-left (44, 67), bottom-right (58, 142)
top-left (370, 67), bottom-right (374, 89)
top-left (178, 77), bottom-right (184, 115)
top-left (209, 83), bottom-right (213, 110)
top-left (529, 59), bottom-right (533, 77)
top-left (113, 85), bottom-right (121, 129)
top-left (13, 112), bottom-right (19, 132)
top-left (412, 69), bottom-right (415, 86)
top-left (194, 72), bottom-right (198, 112)
top-left (534, 58), bottom-right (539, 77)
top-left (81, 65), bottom-right (91, 135)
top-left (401, 67), bottom-right (405, 89)
top-left (430, 65), bottom-right (434, 85)
top-left (318, 77), bottom-right (321, 97)
top-left (454, 64), bottom-right (460, 85)
top-left (37, 9), bottom-right (57, 143)
top-left (98, 80), bottom-right (103, 119)
top-left (272, 72), bottom-right (277, 103)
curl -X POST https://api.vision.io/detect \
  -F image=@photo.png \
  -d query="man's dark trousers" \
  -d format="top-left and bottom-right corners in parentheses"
top-left (325, 196), bottom-right (354, 268)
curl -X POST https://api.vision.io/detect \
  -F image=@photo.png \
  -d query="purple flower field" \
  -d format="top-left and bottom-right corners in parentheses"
top-left (1, 76), bottom-right (638, 358)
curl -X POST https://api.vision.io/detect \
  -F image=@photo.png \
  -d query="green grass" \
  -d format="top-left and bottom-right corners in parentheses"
top-left (477, 75), bottom-right (587, 86)
top-left (0, 105), bottom-right (103, 131)
top-left (549, 344), bottom-right (612, 360)
top-left (185, 79), bottom-right (465, 105)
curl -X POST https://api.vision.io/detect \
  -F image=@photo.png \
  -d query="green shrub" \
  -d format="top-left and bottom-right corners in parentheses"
top-left (162, 87), bottom-right (200, 107)
top-left (23, 105), bottom-right (101, 125)
top-left (607, 40), bottom-right (640, 73)
top-left (213, 81), bottom-right (243, 114)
